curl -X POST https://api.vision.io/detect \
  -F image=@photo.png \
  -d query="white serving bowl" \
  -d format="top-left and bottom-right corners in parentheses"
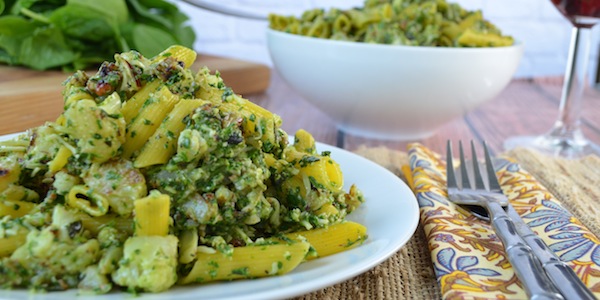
top-left (266, 28), bottom-right (524, 140)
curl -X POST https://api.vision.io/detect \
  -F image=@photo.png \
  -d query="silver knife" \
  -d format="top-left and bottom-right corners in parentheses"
top-left (506, 205), bottom-right (597, 300)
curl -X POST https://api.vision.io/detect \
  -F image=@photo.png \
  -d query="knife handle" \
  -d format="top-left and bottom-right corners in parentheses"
top-left (487, 202), bottom-right (565, 300)
top-left (516, 222), bottom-right (597, 300)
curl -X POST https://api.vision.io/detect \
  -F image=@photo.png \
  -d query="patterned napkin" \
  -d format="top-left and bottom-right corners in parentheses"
top-left (406, 143), bottom-right (600, 299)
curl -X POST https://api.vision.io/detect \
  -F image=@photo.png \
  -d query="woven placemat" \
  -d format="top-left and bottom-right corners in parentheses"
top-left (291, 146), bottom-right (600, 300)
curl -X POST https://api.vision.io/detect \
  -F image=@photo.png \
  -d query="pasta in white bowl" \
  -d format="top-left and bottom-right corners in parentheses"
top-left (266, 0), bottom-right (523, 140)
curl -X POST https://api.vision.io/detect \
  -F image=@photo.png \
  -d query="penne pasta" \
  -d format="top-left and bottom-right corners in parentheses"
top-left (153, 45), bottom-right (197, 69)
top-left (134, 99), bottom-right (206, 168)
top-left (283, 221), bottom-right (367, 259)
top-left (0, 200), bottom-right (36, 218)
top-left (179, 241), bottom-right (311, 284)
top-left (122, 86), bottom-right (179, 158)
top-left (286, 149), bottom-right (343, 192)
top-left (47, 145), bottom-right (73, 173)
top-left (269, 0), bottom-right (513, 48)
top-left (67, 185), bottom-right (110, 217)
top-left (134, 191), bottom-right (171, 236)
top-left (121, 80), bottom-right (162, 124)
top-left (0, 233), bottom-right (28, 258)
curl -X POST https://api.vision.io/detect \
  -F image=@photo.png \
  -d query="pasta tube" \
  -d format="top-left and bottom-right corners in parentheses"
top-left (179, 241), bottom-right (311, 284)
top-left (286, 149), bottom-right (343, 192)
top-left (153, 45), bottom-right (197, 69)
top-left (0, 233), bottom-right (27, 257)
top-left (283, 221), bottom-right (367, 259)
top-left (67, 185), bottom-right (109, 217)
top-left (122, 86), bottom-right (179, 158)
top-left (134, 99), bottom-right (206, 168)
top-left (134, 191), bottom-right (171, 236)
top-left (293, 129), bottom-right (316, 153)
top-left (0, 200), bottom-right (35, 218)
top-left (457, 28), bottom-right (514, 47)
top-left (47, 145), bottom-right (73, 173)
top-left (121, 80), bottom-right (162, 124)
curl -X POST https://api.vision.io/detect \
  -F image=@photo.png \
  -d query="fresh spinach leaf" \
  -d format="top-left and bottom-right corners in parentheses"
top-left (69, 0), bottom-right (128, 24)
top-left (49, 4), bottom-right (117, 42)
top-left (0, 0), bottom-right (195, 70)
top-left (132, 23), bottom-right (178, 57)
top-left (0, 15), bottom-right (37, 62)
top-left (18, 26), bottom-right (76, 70)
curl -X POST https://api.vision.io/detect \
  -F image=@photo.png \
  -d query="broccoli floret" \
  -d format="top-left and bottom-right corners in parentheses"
top-left (112, 235), bottom-right (178, 293)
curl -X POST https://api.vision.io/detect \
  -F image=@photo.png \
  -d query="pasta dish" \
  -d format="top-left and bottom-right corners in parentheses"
top-left (0, 46), bottom-right (366, 293)
top-left (269, 0), bottom-right (514, 47)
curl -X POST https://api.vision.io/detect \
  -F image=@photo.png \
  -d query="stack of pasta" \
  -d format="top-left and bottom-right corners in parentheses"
top-left (0, 46), bottom-right (366, 293)
top-left (269, 0), bottom-right (514, 47)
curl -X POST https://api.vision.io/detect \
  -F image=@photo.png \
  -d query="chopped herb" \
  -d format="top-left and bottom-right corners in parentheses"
top-left (231, 267), bottom-right (249, 277)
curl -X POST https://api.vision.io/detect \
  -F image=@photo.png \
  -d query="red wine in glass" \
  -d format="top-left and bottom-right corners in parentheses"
top-left (504, 0), bottom-right (600, 158)
top-left (551, 0), bottom-right (600, 27)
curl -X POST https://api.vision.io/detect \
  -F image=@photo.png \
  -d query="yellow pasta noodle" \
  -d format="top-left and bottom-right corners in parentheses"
top-left (0, 233), bottom-right (27, 257)
top-left (179, 241), bottom-right (311, 284)
top-left (286, 149), bottom-right (343, 192)
top-left (293, 129), bottom-right (316, 153)
top-left (134, 190), bottom-right (171, 236)
top-left (47, 145), bottom-right (73, 173)
top-left (153, 45), bottom-right (197, 69)
top-left (0, 200), bottom-right (35, 218)
top-left (67, 185), bottom-right (110, 217)
top-left (122, 86), bottom-right (179, 158)
top-left (219, 96), bottom-right (281, 146)
top-left (121, 80), bottom-right (162, 124)
top-left (283, 221), bottom-right (367, 259)
top-left (269, 0), bottom-right (513, 48)
top-left (457, 28), bottom-right (514, 47)
top-left (134, 99), bottom-right (206, 168)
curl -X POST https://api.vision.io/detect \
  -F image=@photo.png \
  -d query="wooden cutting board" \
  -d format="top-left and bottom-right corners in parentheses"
top-left (0, 54), bottom-right (271, 135)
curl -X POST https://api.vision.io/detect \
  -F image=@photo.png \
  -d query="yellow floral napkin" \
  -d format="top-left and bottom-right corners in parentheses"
top-left (406, 143), bottom-right (600, 299)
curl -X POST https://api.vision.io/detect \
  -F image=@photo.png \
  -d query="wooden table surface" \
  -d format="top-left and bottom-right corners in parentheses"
top-left (246, 73), bottom-right (600, 156)
top-left (2, 67), bottom-right (600, 156)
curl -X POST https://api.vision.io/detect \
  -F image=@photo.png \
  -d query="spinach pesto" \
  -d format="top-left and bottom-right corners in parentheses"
top-left (0, 46), bottom-right (366, 294)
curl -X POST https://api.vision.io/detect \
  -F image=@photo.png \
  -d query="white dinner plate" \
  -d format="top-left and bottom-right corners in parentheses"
top-left (0, 133), bottom-right (419, 300)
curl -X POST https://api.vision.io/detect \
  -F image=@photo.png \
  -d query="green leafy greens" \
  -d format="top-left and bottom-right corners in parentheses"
top-left (0, 0), bottom-right (196, 70)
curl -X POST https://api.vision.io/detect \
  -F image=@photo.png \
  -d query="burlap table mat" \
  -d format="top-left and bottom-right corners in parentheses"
top-left (291, 146), bottom-right (600, 300)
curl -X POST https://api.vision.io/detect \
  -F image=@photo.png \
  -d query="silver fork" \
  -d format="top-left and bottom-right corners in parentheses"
top-left (453, 148), bottom-right (597, 300)
top-left (446, 140), bottom-right (564, 300)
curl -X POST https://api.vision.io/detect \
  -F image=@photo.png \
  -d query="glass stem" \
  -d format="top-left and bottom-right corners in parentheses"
top-left (547, 26), bottom-right (591, 141)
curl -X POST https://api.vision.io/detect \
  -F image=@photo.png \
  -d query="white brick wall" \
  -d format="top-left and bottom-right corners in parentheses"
top-left (176, 0), bottom-right (600, 79)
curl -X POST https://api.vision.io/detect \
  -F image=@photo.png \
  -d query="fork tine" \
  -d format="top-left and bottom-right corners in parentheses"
top-left (458, 141), bottom-right (471, 189)
top-left (446, 140), bottom-right (458, 189)
top-left (483, 141), bottom-right (502, 192)
top-left (470, 140), bottom-right (486, 190)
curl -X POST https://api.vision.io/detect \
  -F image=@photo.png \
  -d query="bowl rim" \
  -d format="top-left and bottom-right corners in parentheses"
top-left (266, 28), bottom-right (523, 52)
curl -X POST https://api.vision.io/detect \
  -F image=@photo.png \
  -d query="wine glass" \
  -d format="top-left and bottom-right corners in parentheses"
top-left (504, 0), bottom-right (600, 158)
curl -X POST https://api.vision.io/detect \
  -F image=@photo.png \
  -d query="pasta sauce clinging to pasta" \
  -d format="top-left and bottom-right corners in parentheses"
top-left (0, 46), bottom-right (366, 293)
top-left (269, 0), bottom-right (514, 47)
